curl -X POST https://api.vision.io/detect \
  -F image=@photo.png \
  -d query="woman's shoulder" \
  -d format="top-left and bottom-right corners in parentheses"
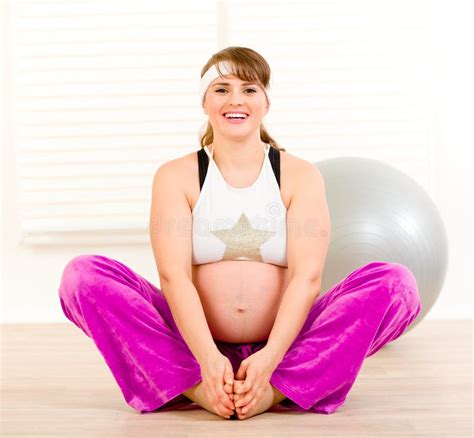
top-left (152, 151), bottom-right (197, 199)
top-left (275, 149), bottom-right (327, 214)
top-left (280, 149), bottom-right (321, 177)
top-left (279, 148), bottom-right (318, 180)
top-left (165, 150), bottom-right (202, 210)
top-left (158, 146), bottom-right (312, 211)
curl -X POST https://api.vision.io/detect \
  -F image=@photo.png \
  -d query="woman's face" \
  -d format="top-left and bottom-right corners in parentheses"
top-left (203, 74), bottom-right (269, 139)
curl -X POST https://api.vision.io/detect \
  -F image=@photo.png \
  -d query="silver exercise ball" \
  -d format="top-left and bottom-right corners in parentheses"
top-left (315, 157), bottom-right (449, 330)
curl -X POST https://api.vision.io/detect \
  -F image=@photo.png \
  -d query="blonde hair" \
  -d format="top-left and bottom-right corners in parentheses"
top-left (199, 46), bottom-right (286, 152)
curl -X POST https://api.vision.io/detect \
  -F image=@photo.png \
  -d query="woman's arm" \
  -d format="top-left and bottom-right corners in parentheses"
top-left (160, 276), bottom-right (219, 363)
top-left (266, 162), bottom-right (331, 363)
top-left (265, 277), bottom-right (321, 365)
top-left (149, 161), bottom-right (219, 363)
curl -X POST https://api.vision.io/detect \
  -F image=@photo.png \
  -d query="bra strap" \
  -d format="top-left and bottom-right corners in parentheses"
top-left (197, 147), bottom-right (209, 191)
top-left (269, 145), bottom-right (281, 189)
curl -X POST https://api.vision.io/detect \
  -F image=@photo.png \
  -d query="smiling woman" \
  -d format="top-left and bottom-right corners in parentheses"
top-left (188, 49), bottom-right (292, 350)
top-left (58, 46), bottom-right (421, 422)
top-left (197, 48), bottom-right (280, 152)
top-left (201, 73), bottom-right (270, 142)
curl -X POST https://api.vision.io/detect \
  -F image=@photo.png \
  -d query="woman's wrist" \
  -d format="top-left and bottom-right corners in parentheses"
top-left (263, 344), bottom-right (284, 370)
top-left (196, 343), bottom-right (221, 365)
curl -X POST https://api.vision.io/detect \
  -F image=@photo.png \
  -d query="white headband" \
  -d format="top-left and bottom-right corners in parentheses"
top-left (199, 61), bottom-right (271, 107)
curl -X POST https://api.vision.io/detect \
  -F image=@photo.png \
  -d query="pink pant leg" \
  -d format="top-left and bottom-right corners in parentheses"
top-left (58, 254), bottom-right (202, 413)
top-left (268, 261), bottom-right (422, 414)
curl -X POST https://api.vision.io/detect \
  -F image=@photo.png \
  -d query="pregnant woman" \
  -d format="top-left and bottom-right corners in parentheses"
top-left (58, 47), bottom-right (421, 420)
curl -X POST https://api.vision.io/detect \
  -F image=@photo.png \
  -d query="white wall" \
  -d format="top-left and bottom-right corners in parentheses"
top-left (428, 1), bottom-right (473, 319)
top-left (1, 0), bottom-right (472, 322)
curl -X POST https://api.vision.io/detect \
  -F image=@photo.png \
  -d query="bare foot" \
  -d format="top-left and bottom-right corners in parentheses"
top-left (183, 381), bottom-right (235, 419)
top-left (233, 380), bottom-right (275, 420)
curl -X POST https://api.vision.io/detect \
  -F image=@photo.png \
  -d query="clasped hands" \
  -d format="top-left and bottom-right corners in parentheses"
top-left (227, 346), bottom-right (279, 416)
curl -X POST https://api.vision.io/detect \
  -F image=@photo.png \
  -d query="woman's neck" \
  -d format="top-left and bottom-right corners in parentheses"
top-left (210, 140), bottom-right (266, 172)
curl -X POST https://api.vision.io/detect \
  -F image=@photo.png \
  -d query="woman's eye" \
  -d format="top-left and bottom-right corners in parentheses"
top-left (215, 88), bottom-right (257, 93)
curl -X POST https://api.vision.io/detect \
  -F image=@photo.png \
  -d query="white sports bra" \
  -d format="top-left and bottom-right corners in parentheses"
top-left (192, 143), bottom-right (288, 267)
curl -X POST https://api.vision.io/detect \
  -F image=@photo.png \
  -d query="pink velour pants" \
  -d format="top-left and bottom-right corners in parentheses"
top-left (58, 255), bottom-right (421, 415)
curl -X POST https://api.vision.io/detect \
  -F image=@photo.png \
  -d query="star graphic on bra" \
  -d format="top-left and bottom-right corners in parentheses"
top-left (211, 212), bottom-right (274, 262)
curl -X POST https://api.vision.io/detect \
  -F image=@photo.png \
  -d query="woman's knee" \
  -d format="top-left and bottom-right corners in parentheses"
top-left (383, 262), bottom-right (421, 312)
top-left (58, 254), bottom-right (108, 304)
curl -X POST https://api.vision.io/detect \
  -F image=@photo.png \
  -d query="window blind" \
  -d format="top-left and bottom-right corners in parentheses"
top-left (226, 0), bottom-right (435, 189)
top-left (9, 0), bottom-right (218, 245)
top-left (9, 0), bottom-right (436, 245)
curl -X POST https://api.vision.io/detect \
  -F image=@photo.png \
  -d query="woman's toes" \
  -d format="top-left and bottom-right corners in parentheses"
top-left (236, 384), bottom-right (274, 420)
top-left (236, 409), bottom-right (247, 420)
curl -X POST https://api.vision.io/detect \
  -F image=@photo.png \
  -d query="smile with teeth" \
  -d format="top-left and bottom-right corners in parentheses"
top-left (223, 112), bottom-right (249, 120)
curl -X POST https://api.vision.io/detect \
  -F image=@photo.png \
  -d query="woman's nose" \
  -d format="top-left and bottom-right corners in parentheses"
top-left (228, 91), bottom-right (244, 103)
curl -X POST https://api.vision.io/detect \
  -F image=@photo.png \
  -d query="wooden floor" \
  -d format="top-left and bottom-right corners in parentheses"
top-left (1, 320), bottom-right (472, 437)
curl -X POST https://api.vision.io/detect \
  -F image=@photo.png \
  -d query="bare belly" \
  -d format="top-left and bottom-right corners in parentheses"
top-left (192, 260), bottom-right (289, 343)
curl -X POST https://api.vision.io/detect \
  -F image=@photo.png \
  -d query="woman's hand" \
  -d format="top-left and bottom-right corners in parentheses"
top-left (199, 351), bottom-right (236, 418)
top-left (234, 347), bottom-right (279, 413)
